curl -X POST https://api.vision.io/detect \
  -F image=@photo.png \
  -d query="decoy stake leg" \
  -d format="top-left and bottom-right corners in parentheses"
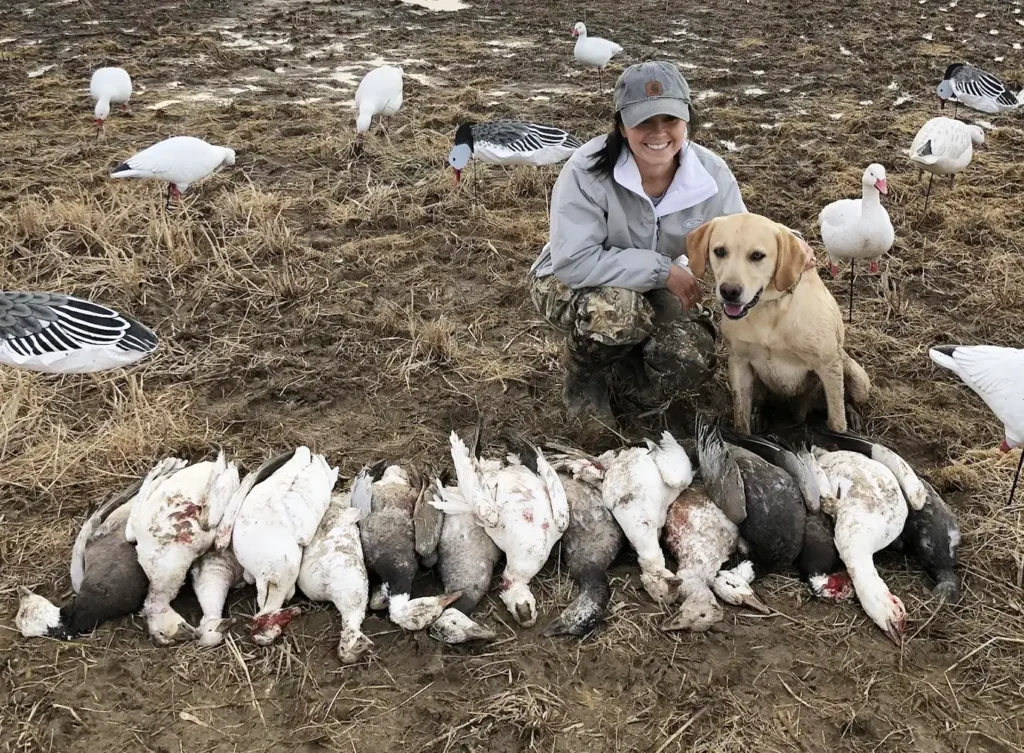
top-left (848, 262), bottom-right (855, 324)
top-left (1007, 449), bottom-right (1024, 508)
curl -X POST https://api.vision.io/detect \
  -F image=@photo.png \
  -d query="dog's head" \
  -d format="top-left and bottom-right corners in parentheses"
top-left (685, 213), bottom-right (807, 320)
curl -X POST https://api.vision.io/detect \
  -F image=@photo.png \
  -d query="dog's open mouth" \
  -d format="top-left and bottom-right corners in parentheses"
top-left (721, 288), bottom-right (763, 319)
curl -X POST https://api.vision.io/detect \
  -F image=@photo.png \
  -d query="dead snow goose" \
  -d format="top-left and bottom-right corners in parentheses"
top-left (16, 472), bottom-right (158, 639)
top-left (571, 22), bottom-right (623, 93)
top-left (907, 116), bottom-right (985, 215)
top-left (447, 121), bottom-right (583, 185)
top-left (354, 65), bottom-right (404, 143)
top-left (188, 546), bottom-right (245, 647)
top-left (937, 62), bottom-right (1023, 116)
top-left (90, 66), bottom-right (132, 133)
top-left (125, 452), bottom-right (241, 645)
top-left (930, 344), bottom-right (1024, 505)
top-left (297, 468), bottom-right (373, 664)
top-left (215, 447), bottom-right (337, 645)
top-left (0, 291), bottom-right (158, 374)
top-left (110, 136), bottom-right (236, 210)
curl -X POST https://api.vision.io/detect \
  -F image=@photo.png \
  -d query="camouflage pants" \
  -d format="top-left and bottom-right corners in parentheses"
top-left (528, 273), bottom-right (718, 398)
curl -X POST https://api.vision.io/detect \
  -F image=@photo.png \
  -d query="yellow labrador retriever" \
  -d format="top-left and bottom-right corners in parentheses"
top-left (685, 212), bottom-right (870, 434)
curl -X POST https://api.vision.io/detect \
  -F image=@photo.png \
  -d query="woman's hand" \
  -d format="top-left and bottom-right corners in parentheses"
top-left (666, 264), bottom-right (702, 309)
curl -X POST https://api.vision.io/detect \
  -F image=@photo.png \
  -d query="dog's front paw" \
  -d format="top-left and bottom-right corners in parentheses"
top-left (844, 404), bottom-right (864, 434)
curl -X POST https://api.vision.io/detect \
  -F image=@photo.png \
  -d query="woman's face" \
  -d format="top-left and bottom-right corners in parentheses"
top-left (620, 114), bottom-right (689, 173)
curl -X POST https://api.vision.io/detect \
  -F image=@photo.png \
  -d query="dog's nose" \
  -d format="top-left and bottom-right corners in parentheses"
top-left (719, 283), bottom-right (743, 303)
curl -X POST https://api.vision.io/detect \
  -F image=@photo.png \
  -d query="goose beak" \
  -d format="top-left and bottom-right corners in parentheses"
top-left (875, 178), bottom-right (888, 194)
top-left (884, 622), bottom-right (903, 647)
top-left (453, 168), bottom-right (461, 184)
top-left (740, 593), bottom-right (771, 614)
top-left (938, 98), bottom-right (945, 109)
top-left (439, 591), bottom-right (463, 609)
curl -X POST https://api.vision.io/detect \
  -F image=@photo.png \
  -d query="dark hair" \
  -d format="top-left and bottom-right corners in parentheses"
top-left (587, 103), bottom-right (702, 179)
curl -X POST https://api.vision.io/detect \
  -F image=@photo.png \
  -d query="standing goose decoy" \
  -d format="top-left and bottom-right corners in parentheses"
top-left (353, 65), bottom-right (404, 145)
top-left (429, 429), bottom-right (569, 627)
top-left (297, 469), bottom-right (373, 664)
top-left (929, 345), bottom-right (1024, 506)
top-left (593, 431), bottom-right (692, 605)
top-left (0, 291), bottom-right (158, 374)
top-left (717, 428), bottom-right (853, 602)
top-left (660, 483), bottom-right (767, 633)
top-left (16, 473), bottom-right (157, 639)
top-left (188, 546), bottom-right (245, 647)
top-left (125, 452), bottom-right (241, 645)
top-left (809, 425), bottom-right (961, 601)
top-left (907, 117), bottom-right (985, 216)
top-left (816, 163), bottom-right (895, 322)
top-left (214, 447), bottom-right (337, 645)
top-left (803, 448), bottom-right (909, 645)
top-left (571, 22), bottom-right (623, 94)
top-left (110, 136), bottom-right (236, 210)
top-left (447, 121), bottom-right (583, 185)
top-left (540, 444), bottom-right (625, 638)
top-left (90, 66), bottom-right (132, 133)
top-left (937, 63), bottom-right (1024, 116)
top-left (353, 460), bottom-right (458, 632)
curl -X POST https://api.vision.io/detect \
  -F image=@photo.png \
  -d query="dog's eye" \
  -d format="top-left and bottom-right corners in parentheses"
top-left (713, 247), bottom-right (726, 258)
top-left (750, 251), bottom-right (766, 261)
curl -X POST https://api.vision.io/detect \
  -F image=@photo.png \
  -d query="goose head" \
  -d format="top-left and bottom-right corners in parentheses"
top-left (336, 627), bottom-right (373, 664)
top-left (966, 124), bottom-right (986, 149)
top-left (660, 591), bottom-right (723, 632)
top-left (388, 591), bottom-right (463, 631)
top-left (862, 588), bottom-right (907, 647)
top-left (571, 22), bottom-right (587, 37)
top-left (221, 147), bottom-right (236, 167)
top-left (936, 78), bottom-right (956, 107)
top-left (498, 579), bottom-right (537, 626)
top-left (16, 587), bottom-right (64, 638)
top-left (251, 606), bottom-right (300, 645)
top-left (146, 607), bottom-right (199, 646)
top-left (862, 163), bottom-right (888, 195)
top-left (713, 564), bottom-right (770, 614)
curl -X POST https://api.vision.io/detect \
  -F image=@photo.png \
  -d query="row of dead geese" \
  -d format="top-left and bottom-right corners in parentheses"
top-left (17, 413), bottom-right (960, 659)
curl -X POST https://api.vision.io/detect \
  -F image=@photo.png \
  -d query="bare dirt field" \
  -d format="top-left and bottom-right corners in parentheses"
top-left (2, 0), bottom-right (1024, 750)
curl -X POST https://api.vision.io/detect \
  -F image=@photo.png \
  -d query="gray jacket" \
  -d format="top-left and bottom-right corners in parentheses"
top-left (530, 135), bottom-right (747, 292)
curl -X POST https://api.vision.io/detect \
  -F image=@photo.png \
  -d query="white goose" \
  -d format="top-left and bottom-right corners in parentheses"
top-left (804, 449), bottom-right (909, 645)
top-left (930, 345), bottom-right (1024, 505)
top-left (907, 117), bottom-right (985, 215)
top-left (571, 22), bottom-right (623, 93)
top-left (817, 163), bottom-right (894, 321)
top-left (0, 291), bottom-right (158, 374)
top-left (188, 547), bottom-right (245, 647)
top-left (110, 136), bottom-right (235, 209)
top-left (214, 447), bottom-right (337, 645)
top-left (90, 66), bottom-right (132, 132)
top-left (297, 468), bottom-right (373, 664)
top-left (125, 452), bottom-right (241, 645)
top-left (353, 65), bottom-right (404, 142)
top-left (429, 430), bottom-right (569, 627)
top-left (597, 432), bottom-right (693, 605)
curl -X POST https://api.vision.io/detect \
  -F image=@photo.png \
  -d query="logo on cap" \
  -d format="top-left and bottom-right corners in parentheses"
top-left (645, 80), bottom-right (663, 97)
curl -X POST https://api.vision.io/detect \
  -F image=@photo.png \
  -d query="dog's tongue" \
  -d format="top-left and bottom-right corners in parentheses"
top-left (723, 303), bottom-right (745, 317)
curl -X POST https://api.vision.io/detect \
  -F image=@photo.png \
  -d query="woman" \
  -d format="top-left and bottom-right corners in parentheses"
top-left (528, 60), bottom-right (813, 428)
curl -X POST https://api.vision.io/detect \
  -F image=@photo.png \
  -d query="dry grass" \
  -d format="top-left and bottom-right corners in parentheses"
top-left (1, 0), bottom-right (1024, 751)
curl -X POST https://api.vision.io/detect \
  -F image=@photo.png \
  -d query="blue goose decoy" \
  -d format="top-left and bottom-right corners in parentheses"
top-left (447, 121), bottom-right (584, 185)
top-left (0, 291), bottom-right (158, 374)
top-left (937, 63), bottom-right (1023, 116)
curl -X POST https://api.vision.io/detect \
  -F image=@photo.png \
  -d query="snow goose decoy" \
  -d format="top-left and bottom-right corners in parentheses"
top-left (296, 469), bottom-right (374, 663)
top-left (809, 425), bottom-right (961, 601)
top-left (937, 63), bottom-right (1023, 116)
top-left (0, 291), bottom-right (158, 374)
top-left (571, 22), bottom-right (623, 94)
top-left (353, 460), bottom-right (459, 632)
top-left (110, 136), bottom-right (236, 210)
top-left (802, 447), bottom-right (909, 645)
top-left (125, 451), bottom-right (241, 645)
top-left (930, 344), bottom-right (1024, 506)
top-left (718, 428), bottom-right (854, 602)
top-left (660, 483), bottom-right (766, 633)
top-left (429, 429), bottom-right (569, 627)
top-left (591, 431), bottom-right (692, 605)
top-left (188, 546), bottom-right (245, 647)
top-left (90, 66), bottom-right (132, 133)
top-left (907, 116), bottom-right (985, 217)
top-left (16, 474), bottom-right (154, 639)
top-left (353, 65), bottom-right (404, 146)
top-left (214, 447), bottom-right (337, 645)
top-left (540, 443), bottom-right (625, 638)
top-left (816, 163), bottom-right (894, 322)
top-left (447, 121), bottom-right (583, 186)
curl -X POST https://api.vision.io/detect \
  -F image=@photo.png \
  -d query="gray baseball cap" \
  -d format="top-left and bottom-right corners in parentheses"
top-left (613, 61), bottom-right (692, 128)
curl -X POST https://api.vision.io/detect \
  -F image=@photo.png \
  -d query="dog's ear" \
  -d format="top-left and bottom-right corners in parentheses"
top-left (685, 218), bottom-right (716, 279)
top-left (773, 226), bottom-right (806, 292)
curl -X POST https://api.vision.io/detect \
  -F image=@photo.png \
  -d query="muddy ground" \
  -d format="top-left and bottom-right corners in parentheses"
top-left (2, 0), bottom-right (1024, 750)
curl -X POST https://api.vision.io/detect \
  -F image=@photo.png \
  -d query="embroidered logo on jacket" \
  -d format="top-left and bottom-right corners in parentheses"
top-left (683, 218), bottom-right (704, 229)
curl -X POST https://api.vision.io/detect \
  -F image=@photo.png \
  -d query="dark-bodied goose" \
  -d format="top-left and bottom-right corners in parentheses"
top-left (0, 291), bottom-right (158, 374)
top-left (447, 121), bottom-right (583, 184)
top-left (937, 63), bottom-right (1023, 115)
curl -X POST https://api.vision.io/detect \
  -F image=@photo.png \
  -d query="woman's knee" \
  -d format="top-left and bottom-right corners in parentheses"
top-left (641, 314), bottom-right (718, 394)
top-left (576, 287), bottom-right (656, 347)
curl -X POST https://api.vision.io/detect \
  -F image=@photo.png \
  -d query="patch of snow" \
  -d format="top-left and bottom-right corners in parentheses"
top-left (840, 46), bottom-right (852, 55)
top-left (894, 92), bottom-right (913, 106)
top-left (922, 33), bottom-right (933, 41)
top-left (828, 113), bottom-right (843, 120)
top-left (744, 87), bottom-right (766, 96)
top-left (27, 64), bottom-right (54, 78)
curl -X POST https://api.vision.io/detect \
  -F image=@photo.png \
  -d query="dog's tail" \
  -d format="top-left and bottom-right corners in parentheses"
top-left (843, 353), bottom-right (871, 404)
